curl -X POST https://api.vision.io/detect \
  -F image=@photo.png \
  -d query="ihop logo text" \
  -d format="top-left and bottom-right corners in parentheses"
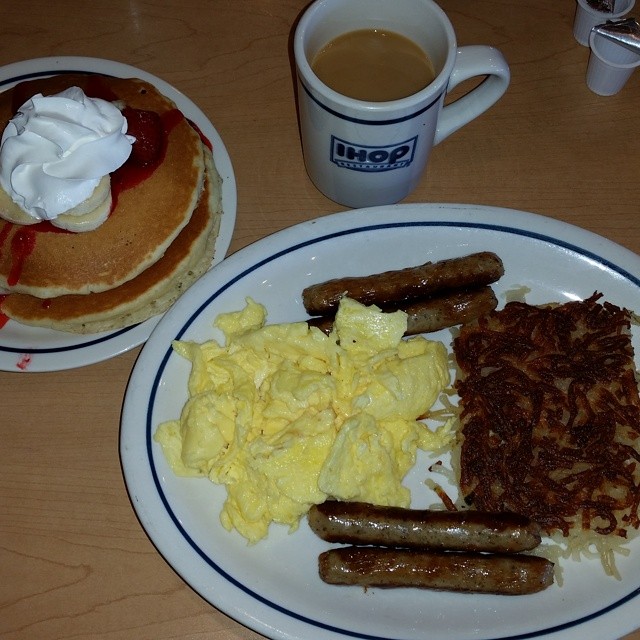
top-left (330, 135), bottom-right (417, 172)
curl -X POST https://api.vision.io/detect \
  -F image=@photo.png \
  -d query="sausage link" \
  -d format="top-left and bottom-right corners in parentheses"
top-left (307, 315), bottom-right (334, 334)
top-left (308, 501), bottom-right (542, 553)
top-left (307, 286), bottom-right (498, 336)
top-left (403, 286), bottom-right (498, 334)
top-left (319, 547), bottom-right (554, 595)
top-left (302, 252), bottom-right (504, 316)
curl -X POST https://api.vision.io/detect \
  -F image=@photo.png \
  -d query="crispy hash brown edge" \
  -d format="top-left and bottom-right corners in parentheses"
top-left (451, 292), bottom-right (640, 577)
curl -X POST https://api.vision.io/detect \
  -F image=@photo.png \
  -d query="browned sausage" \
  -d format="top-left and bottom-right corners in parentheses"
top-left (403, 286), bottom-right (498, 334)
top-left (308, 501), bottom-right (542, 553)
top-left (307, 315), bottom-right (335, 334)
top-left (307, 286), bottom-right (498, 336)
top-left (318, 547), bottom-right (554, 595)
top-left (302, 252), bottom-right (504, 316)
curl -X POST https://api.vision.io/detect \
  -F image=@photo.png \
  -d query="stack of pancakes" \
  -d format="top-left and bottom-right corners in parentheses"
top-left (0, 73), bottom-right (223, 333)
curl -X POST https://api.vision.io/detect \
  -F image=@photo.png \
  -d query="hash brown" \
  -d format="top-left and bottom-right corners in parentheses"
top-left (453, 293), bottom-right (640, 540)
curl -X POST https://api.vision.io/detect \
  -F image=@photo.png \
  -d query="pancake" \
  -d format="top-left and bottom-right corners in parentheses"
top-left (0, 74), bottom-right (205, 297)
top-left (0, 146), bottom-right (222, 333)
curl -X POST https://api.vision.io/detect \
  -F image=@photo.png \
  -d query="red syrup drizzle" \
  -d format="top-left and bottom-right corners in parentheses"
top-left (0, 75), bottom-right (185, 286)
top-left (187, 118), bottom-right (213, 151)
top-left (6, 228), bottom-right (36, 286)
top-left (110, 107), bottom-right (182, 209)
top-left (0, 227), bottom-right (8, 328)
top-left (0, 294), bottom-right (9, 329)
top-left (16, 353), bottom-right (32, 370)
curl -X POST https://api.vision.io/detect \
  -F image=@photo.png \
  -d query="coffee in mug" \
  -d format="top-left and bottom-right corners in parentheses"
top-left (293, 0), bottom-right (511, 209)
top-left (311, 29), bottom-right (436, 101)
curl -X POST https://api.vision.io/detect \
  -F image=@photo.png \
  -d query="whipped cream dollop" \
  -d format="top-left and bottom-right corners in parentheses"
top-left (0, 86), bottom-right (135, 226)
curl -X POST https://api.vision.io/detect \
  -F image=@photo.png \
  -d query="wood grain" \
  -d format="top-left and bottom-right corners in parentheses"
top-left (1, 1), bottom-right (639, 638)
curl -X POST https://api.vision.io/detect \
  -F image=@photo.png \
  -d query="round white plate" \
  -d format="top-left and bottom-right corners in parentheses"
top-left (0, 56), bottom-right (237, 372)
top-left (121, 204), bottom-right (640, 640)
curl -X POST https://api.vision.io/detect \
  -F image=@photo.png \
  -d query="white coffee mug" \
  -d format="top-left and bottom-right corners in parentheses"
top-left (294, 0), bottom-right (510, 209)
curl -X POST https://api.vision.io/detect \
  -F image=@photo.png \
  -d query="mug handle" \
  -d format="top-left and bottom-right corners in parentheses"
top-left (434, 45), bottom-right (510, 145)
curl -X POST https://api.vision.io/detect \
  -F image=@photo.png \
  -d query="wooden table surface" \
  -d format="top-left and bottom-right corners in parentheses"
top-left (1, 1), bottom-right (639, 639)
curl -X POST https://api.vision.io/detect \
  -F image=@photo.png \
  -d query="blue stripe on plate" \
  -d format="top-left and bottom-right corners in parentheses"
top-left (0, 325), bottom-right (138, 355)
top-left (0, 68), bottom-right (102, 89)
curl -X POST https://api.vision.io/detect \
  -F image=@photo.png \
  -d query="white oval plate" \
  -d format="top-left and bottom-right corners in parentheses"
top-left (121, 204), bottom-right (640, 640)
top-left (0, 56), bottom-right (237, 372)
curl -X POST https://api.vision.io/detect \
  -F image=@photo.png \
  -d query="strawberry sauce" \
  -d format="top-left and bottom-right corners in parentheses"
top-left (7, 228), bottom-right (37, 286)
top-left (0, 76), bottom-right (185, 288)
top-left (0, 294), bottom-right (8, 329)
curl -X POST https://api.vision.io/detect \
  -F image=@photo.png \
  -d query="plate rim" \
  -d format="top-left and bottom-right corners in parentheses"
top-left (121, 203), bottom-right (640, 640)
top-left (0, 55), bottom-right (237, 372)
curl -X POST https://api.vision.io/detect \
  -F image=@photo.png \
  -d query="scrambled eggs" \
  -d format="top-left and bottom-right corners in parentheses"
top-left (154, 297), bottom-right (452, 543)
